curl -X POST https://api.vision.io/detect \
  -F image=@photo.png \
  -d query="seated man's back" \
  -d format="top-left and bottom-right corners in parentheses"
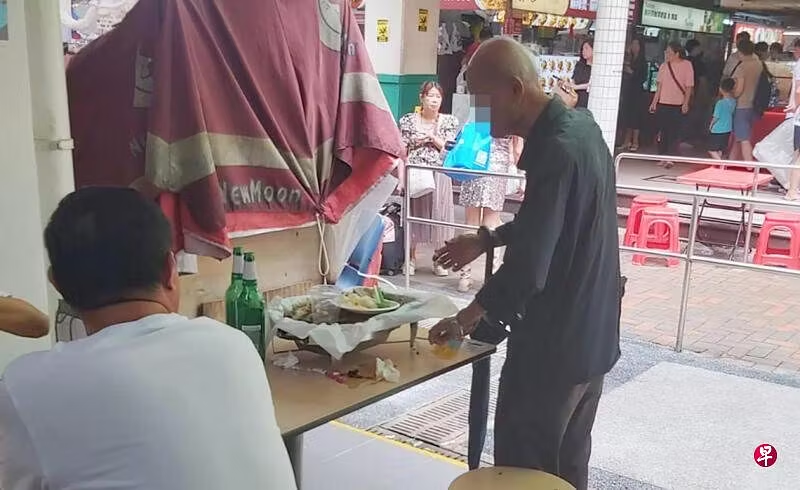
top-left (0, 187), bottom-right (296, 490)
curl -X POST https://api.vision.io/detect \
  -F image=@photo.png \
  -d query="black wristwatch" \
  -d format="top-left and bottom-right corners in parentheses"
top-left (477, 226), bottom-right (496, 253)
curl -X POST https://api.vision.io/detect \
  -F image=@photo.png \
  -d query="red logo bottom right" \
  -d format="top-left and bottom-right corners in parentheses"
top-left (754, 443), bottom-right (778, 468)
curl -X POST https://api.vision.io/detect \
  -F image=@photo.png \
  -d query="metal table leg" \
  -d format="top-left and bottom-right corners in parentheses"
top-left (284, 433), bottom-right (304, 488)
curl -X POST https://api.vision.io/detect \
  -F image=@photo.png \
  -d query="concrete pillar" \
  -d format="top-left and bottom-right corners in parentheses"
top-left (365, 0), bottom-right (440, 119)
top-left (25, 0), bottom-right (76, 328)
top-left (587, 0), bottom-right (629, 151)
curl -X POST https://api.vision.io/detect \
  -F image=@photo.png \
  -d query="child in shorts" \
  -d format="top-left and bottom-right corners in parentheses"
top-left (708, 78), bottom-right (736, 160)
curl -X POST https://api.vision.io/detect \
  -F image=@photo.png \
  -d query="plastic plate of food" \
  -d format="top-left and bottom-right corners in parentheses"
top-left (337, 287), bottom-right (401, 314)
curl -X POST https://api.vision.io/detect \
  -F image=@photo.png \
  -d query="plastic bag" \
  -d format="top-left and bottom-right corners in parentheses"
top-left (443, 121), bottom-right (492, 182)
top-left (754, 118), bottom-right (797, 189)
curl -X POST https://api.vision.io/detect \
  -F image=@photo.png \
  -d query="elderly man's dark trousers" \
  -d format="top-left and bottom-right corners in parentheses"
top-left (494, 357), bottom-right (605, 490)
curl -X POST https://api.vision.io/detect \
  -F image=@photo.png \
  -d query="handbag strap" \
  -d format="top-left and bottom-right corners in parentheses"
top-left (666, 62), bottom-right (686, 96)
top-left (730, 60), bottom-right (743, 78)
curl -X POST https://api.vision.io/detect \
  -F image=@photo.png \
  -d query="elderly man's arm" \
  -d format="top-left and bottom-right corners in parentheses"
top-left (0, 297), bottom-right (49, 338)
top-left (474, 153), bottom-right (575, 319)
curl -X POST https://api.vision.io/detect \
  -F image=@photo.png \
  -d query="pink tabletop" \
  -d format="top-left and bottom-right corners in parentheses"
top-left (676, 168), bottom-right (773, 191)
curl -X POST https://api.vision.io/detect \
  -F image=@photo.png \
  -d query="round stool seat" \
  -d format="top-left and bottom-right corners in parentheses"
top-left (449, 467), bottom-right (575, 490)
top-left (632, 194), bottom-right (669, 206)
top-left (763, 212), bottom-right (800, 224)
top-left (641, 206), bottom-right (678, 217)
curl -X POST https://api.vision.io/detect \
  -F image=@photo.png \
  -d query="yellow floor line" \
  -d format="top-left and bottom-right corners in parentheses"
top-left (330, 420), bottom-right (468, 469)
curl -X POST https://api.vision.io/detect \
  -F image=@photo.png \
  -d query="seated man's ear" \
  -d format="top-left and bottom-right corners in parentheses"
top-left (162, 252), bottom-right (178, 291)
top-left (48, 267), bottom-right (61, 295)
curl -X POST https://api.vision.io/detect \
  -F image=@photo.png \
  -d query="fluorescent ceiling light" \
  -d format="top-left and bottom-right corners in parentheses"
top-left (784, 31), bottom-right (800, 36)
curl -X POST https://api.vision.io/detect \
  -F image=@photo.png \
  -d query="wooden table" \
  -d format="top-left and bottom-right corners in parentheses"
top-left (677, 168), bottom-right (773, 258)
top-left (267, 325), bottom-right (496, 487)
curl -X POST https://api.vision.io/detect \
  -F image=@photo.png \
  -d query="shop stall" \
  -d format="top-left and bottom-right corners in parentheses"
top-left (636, 0), bottom-right (730, 146)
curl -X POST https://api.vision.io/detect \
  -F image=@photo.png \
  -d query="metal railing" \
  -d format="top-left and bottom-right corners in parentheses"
top-left (404, 154), bottom-right (800, 352)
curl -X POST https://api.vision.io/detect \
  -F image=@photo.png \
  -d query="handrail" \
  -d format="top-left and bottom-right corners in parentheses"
top-left (402, 157), bottom-right (800, 354)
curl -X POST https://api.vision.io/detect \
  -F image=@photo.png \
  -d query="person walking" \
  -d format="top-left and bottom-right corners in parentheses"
top-left (729, 39), bottom-right (763, 162)
top-left (782, 39), bottom-right (800, 200)
top-left (618, 38), bottom-right (647, 152)
top-left (649, 41), bottom-right (694, 168)
top-left (707, 78), bottom-right (737, 159)
top-left (429, 37), bottom-right (621, 490)
top-left (398, 81), bottom-right (459, 276)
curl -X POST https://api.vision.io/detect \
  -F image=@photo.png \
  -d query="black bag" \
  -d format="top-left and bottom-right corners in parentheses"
top-left (379, 202), bottom-right (405, 276)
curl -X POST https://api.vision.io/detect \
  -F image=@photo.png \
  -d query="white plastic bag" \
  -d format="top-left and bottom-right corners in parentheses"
top-left (407, 166), bottom-right (435, 198)
top-left (754, 118), bottom-right (798, 189)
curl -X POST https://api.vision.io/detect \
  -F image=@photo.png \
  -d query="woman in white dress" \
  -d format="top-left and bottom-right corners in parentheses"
top-left (456, 136), bottom-right (523, 291)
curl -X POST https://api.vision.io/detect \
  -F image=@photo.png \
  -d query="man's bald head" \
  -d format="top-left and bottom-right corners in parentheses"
top-left (466, 37), bottom-right (540, 90)
top-left (464, 37), bottom-right (547, 138)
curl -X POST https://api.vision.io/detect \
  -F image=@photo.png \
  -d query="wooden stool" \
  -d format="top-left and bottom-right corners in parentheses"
top-left (449, 467), bottom-right (576, 490)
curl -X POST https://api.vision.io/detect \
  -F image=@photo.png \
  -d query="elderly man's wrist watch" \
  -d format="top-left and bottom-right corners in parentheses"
top-left (477, 226), bottom-right (496, 252)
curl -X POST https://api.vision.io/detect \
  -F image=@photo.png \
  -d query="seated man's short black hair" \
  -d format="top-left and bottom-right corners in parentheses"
top-left (44, 187), bottom-right (173, 310)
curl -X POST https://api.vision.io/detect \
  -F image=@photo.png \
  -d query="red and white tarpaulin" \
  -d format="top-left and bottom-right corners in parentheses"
top-left (68, 0), bottom-right (404, 259)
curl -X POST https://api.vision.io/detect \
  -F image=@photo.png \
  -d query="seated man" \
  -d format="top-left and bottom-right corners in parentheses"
top-left (0, 295), bottom-right (49, 338)
top-left (0, 187), bottom-right (296, 490)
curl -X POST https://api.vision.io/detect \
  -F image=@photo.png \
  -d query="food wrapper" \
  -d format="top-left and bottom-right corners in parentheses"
top-left (376, 358), bottom-right (400, 383)
top-left (268, 288), bottom-right (458, 359)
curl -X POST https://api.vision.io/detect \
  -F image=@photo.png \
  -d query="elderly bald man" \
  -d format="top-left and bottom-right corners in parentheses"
top-left (430, 38), bottom-right (621, 489)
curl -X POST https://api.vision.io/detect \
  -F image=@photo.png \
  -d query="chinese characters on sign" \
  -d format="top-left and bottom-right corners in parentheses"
top-left (641, 0), bottom-right (728, 35)
top-left (753, 444), bottom-right (777, 468)
top-left (377, 19), bottom-right (389, 43)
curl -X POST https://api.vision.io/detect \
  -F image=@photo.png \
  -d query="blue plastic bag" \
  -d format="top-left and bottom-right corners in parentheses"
top-left (442, 121), bottom-right (492, 182)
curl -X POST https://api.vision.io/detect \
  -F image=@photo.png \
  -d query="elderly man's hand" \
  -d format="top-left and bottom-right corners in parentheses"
top-left (433, 233), bottom-right (484, 272)
top-left (428, 302), bottom-right (484, 345)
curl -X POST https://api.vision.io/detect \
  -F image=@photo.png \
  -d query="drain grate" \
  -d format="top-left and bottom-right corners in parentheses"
top-left (382, 380), bottom-right (499, 447)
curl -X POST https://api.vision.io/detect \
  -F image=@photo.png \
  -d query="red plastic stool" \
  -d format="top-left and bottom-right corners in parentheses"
top-left (753, 213), bottom-right (800, 269)
top-left (633, 207), bottom-right (680, 267)
top-left (624, 195), bottom-right (669, 247)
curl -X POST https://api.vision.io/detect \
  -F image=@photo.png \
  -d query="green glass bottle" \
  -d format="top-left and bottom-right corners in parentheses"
top-left (224, 247), bottom-right (244, 328)
top-left (237, 252), bottom-right (266, 359)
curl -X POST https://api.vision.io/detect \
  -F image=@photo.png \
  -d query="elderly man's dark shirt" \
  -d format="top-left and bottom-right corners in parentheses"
top-left (475, 100), bottom-right (621, 383)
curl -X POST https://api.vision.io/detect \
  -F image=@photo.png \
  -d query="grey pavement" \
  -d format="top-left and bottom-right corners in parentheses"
top-left (331, 335), bottom-right (800, 489)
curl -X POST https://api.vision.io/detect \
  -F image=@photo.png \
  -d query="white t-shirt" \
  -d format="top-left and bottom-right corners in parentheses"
top-left (0, 314), bottom-right (297, 490)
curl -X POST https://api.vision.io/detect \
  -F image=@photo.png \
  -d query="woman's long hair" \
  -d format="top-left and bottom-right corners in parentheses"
top-left (578, 39), bottom-right (594, 65)
top-left (419, 81), bottom-right (443, 97)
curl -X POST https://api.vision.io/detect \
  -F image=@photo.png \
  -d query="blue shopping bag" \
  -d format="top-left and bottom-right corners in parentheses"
top-left (442, 121), bottom-right (492, 182)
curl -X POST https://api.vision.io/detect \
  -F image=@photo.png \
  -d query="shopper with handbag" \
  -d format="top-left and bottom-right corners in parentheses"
top-left (649, 41), bottom-right (694, 168)
top-left (398, 81), bottom-right (459, 277)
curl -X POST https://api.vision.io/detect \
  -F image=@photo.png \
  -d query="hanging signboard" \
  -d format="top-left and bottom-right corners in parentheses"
top-left (376, 19), bottom-right (389, 42)
top-left (524, 12), bottom-right (590, 30)
top-left (734, 23), bottom-right (783, 45)
top-left (565, 0), bottom-right (598, 19)
top-left (641, 0), bottom-right (728, 34)
top-left (512, 0), bottom-right (569, 16)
